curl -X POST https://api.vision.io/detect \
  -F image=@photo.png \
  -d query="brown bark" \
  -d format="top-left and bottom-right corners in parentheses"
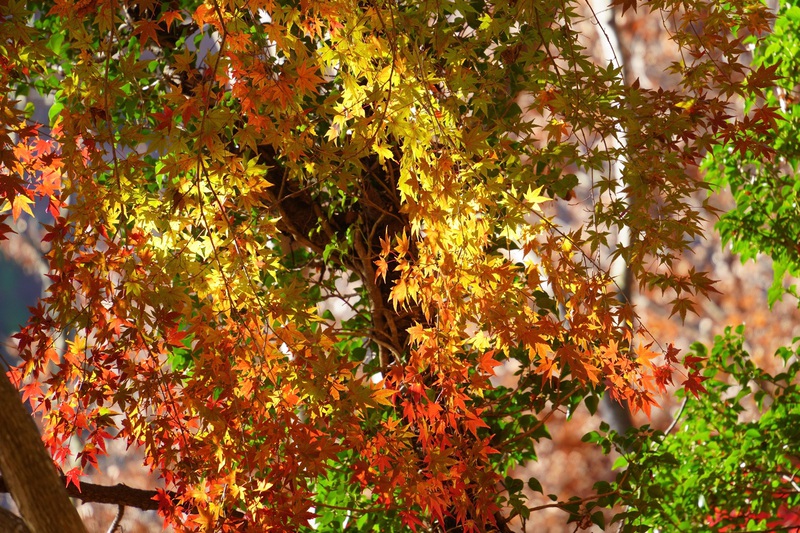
top-left (0, 370), bottom-right (87, 533)
top-left (1, 475), bottom-right (252, 523)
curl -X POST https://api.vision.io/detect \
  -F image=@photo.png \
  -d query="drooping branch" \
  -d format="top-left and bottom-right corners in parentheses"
top-left (590, 0), bottom-right (634, 436)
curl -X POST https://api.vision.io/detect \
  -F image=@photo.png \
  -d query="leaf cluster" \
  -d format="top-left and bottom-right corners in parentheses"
top-left (705, 0), bottom-right (800, 306)
top-left (0, 0), bottom-right (782, 530)
top-left (608, 327), bottom-right (800, 532)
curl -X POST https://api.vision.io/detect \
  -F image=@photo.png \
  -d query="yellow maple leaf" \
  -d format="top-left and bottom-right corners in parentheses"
top-left (372, 142), bottom-right (394, 163)
top-left (390, 278), bottom-right (407, 309)
top-left (524, 186), bottom-right (550, 210)
top-left (371, 385), bottom-right (395, 407)
top-left (0, 194), bottom-right (34, 221)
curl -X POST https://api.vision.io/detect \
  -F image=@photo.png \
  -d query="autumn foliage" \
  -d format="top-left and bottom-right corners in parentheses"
top-left (0, 0), bottom-right (782, 530)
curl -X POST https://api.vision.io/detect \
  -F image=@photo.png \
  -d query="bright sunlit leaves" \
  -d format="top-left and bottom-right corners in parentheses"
top-left (0, 0), bottom-right (779, 529)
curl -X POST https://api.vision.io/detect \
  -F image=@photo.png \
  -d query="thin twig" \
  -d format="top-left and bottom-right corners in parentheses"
top-left (106, 505), bottom-right (124, 533)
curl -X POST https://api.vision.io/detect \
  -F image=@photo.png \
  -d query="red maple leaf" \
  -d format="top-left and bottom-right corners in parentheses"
top-left (64, 467), bottom-right (83, 493)
top-left (0, 215), bottom-right (16, 241)
top-left (134, 19), bottom-right (161, 50)
top-left (683, 353), bottom-right (706, 370)
top-left (683, 371), bottom-right (708, 399)
top-left (665, 343), bottom-right (681, 363)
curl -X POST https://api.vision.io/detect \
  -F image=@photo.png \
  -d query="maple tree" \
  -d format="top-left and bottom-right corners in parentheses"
top-left (0, 0), bottom-right (784, 530)
top-left (619, 0), bottom-right (800, 530)
top-left (705, 0), bottom-right (800, 308)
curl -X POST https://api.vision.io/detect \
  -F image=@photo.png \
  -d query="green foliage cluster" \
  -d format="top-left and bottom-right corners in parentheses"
top-left (706, 0), bottom-right (800, 305)
top-left (607, 1), bottom-right (800, 530)
top-left (607, 327), bottom-right (800, 531)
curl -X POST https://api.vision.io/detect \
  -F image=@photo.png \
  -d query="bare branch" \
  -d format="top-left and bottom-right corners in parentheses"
top-left (0, 476), bottom-right (162, 512)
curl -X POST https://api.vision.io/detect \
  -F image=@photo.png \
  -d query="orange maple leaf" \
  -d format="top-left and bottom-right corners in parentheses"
top-left (374, 256), bottom-right (388, 282)
top-left (464, 409), bottom-right (489, 437)
top-left (390, 277), bottom-right (408, 309)
top-left (371, 386), bottom-right (395, 407)
top-left (478, 350), bottom-right (501, 376)
top-left (159, 10), bottom-right (184, 30)
top-left (293, 61), bottom-right (323, 96)
top-left (635, 343), bottom-right (659, 370)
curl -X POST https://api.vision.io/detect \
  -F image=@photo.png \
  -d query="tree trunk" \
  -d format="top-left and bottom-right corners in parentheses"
top-left (591, 0), bottom-right (634, 436)
top-left (0, 369), bottom-right (87, 533)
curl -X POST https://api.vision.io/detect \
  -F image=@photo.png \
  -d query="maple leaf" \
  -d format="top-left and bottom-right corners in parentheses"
top-left (683, 353), bottom-right (706, 371)
top-left (34, 170), bottom-right (61, 198)
top-left (583, 362), bottom-right (601, 384)
top-left (20, 381), bottom-right (44, 404)
top-left (478, 349), bottom-right (501, 375)
top-left (64, 467), bottom-right (83, 493)
top-left (0, 173), bottom-right (26, 202)
top-left (133, 19), bottom-right (161, 50)
top-left (401, 511), bottom-right (424, 533)
top-left (390, 277), bottom-right (408, 309)
top-left (394, 230), bottom-right (410, 256)
top-left (406, 322), bottom-right (426, 345)
top-left (0, 215), bottom-right (16, 241)
top-left (683, 371), bottom-right (708, 399)
top-left (165, 327), bottom-right (188, 347)
top-left (293, 60), bottom-right (324, 96)
top-left (524, 185), bottom-right (551, 210)
top-left (536, 357), bottom-right (559, 383)
top-left (371, 386), bottom-right (395, 407)
top-left (464, 409), bottom-right (489, 437)
top-left (159, 10), bottom-right (184, 30)
top-left (747, 63), bottom-right (781, 91)
top-left (373, 142), bottom-right (394, 162)
top-left (610, 0), bottom-right (638, 14)
top-left (0, 194), bottom-right (35, 221)
top-left (653, 364), bottom-right (674, 394)
top-left (669, 296), bottom-right (697, 322)
top-left (152, 107), bottom-right (174, 132)
top-left (635, 343), bottom-right (658, 370)
top-left (374, 256), bottom-right (389, 282)
top-left (752, 105), bottom-right (783, 131)
top-left (665, 343), bottom-right (681, 364)
top-left (631, 390), bottom-right (657, 418)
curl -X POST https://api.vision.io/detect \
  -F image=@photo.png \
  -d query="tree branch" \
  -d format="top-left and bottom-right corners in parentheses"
top-left (0, 476), bottom-right (163, 512)
top-left (106, 505), bottom-right (125, 533)
top-left (0, 506), bottom-right (29, 533)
